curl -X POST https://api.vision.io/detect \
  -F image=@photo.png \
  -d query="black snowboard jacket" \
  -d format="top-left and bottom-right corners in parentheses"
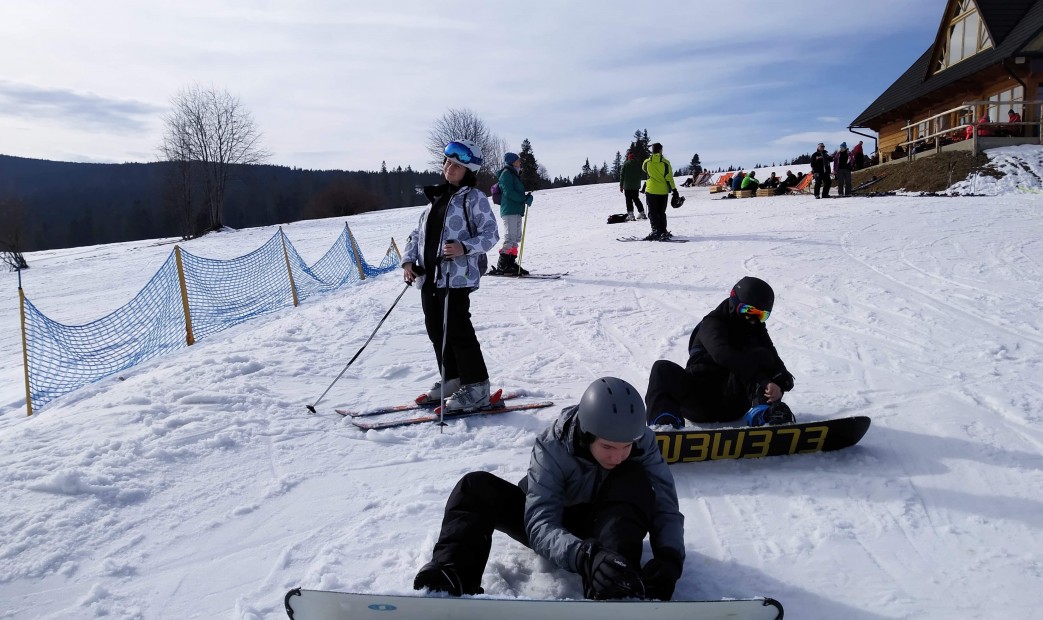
top-left (686, 299), bottom-right (795, 393)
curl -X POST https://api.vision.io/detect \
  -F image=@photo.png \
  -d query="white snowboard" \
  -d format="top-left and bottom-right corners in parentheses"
top-left (284, 588), bottom-right (784, 620)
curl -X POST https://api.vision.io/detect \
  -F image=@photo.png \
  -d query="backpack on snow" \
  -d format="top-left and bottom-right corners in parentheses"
top-left (606, 213), bottom-right (629, 224)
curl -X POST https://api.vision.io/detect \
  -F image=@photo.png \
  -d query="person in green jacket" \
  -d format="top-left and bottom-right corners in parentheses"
top-left (641, 143), bottom-right (679, 240)
top-left (492, 152), bottom-right (533, 275)
top-left (740, 170), bottom-right (760, 192)
top-left (619, 151), bottom-right (647, 221)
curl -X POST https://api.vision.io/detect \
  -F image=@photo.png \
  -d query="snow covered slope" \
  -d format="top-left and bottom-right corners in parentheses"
top-left (1, 149), bottom-right (1041, 619)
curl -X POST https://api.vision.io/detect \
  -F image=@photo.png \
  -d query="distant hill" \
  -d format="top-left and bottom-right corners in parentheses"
top-left (0, 155), bottom-right (442, 251)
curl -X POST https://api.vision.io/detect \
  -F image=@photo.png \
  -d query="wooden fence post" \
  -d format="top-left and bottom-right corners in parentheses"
top-left (280, 228), bottom-right (300, 307)
top-left (174, 246), bottom-right (196, 346)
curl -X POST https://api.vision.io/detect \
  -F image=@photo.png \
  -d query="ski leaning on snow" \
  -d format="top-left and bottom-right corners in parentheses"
top-left (617, 236), bottom-right (690, 243)
top-left (346, 390), bottom-right (555, 430)
top-left (486, 271), bottom-right (568, 280)
top-left (336, 390), bottom-right (525, 418)
top-left (283, 588), bottom-right (784, 620)
top-left (655, 415), bottom-right (870, 464)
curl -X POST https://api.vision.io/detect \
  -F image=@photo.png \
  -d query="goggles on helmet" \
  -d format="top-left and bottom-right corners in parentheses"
top-left (737, 303), bottom-right (770, 323)
top-left (444, 141), bottom-right (483, 167)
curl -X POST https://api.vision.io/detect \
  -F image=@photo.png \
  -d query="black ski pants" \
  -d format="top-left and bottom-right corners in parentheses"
top-left (646, 193), bottom-right (669, 234)
top-left (813, 172), bottom-right (832, 198)
top-left (421, 284), bottom-right (488, 385)
top-left (623, 189), bottom-right (645, 214)
top-left (645, 359), bottom-right (759, 424)
top-left (425, 463), bottom-right (655, 595)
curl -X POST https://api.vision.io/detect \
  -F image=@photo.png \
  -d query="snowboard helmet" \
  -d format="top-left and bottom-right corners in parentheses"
top-left (729, 276), bottom-right (774, 321)
top-left (576, 377), bottom-right (646, 443)
top-left (444, 139), bottom-right (484, 172)
top-left (671, 193), bottom-right (685, 208)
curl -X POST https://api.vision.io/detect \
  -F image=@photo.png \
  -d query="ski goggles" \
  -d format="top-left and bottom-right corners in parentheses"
top-left (444, 141), bottom-right (483, 167)
top-left (737, 303), bottom-right (770, 323)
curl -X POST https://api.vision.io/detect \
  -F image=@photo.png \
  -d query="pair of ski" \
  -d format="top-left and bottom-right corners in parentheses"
top-left (617, 236), bottom-right (689, 243)
top-left (487, 271), bottom-right (568, 280)
top-left (337, 389), bottom-right (555, 430)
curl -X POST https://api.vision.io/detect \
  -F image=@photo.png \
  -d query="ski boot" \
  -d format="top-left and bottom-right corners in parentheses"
top-left (625, 212), bottom-right (636, 222)
top-left (636, 211), bottom-right (647, 220)
top-left (416, 377), bottom-right (461, 406)
top-left (444, 380), bottom-right (491, 412)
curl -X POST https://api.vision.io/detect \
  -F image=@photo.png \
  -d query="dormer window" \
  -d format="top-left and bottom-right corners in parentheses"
top-left (935, 0), bottom-right (993, 72)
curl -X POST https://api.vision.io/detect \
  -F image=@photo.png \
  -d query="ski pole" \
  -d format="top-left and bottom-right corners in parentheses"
top-left (306, 283), bottom-right (410, 413)
top-left (438, 287), bottom-right (450, 433)
top-left (516, 196), bottom-right (532, 271)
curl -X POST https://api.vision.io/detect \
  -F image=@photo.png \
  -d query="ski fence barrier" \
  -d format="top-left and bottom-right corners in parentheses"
top-left (18, 224), bottom-right (401, 415)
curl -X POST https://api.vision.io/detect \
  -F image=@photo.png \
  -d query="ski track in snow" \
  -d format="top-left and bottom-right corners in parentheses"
top-left (1, 151), bottom-right (1043, 618)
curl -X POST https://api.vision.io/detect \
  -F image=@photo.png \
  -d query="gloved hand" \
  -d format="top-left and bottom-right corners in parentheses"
top-left (576, 539), bottom-right (643, 600)
top-left (641, 550), bottom-right (683, 600)
top-left (524, 194), bottom-right (534, 207)
top-left (671, 189), bottom-right (680, 198)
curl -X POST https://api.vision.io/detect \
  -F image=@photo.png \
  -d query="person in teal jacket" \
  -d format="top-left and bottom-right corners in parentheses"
top-left (492, 152), bottom-right (532, 275)
top-left (641, 143), bottom-right (679, 240)
top-left (619, 151), bottom-right (647, 221)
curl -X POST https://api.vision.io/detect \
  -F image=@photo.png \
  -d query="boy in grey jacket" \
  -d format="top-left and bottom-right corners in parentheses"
top-left (414, 377), bottom-right (686, 600)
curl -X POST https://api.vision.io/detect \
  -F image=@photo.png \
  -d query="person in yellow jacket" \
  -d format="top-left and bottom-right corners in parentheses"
top-left (641, 143), bottom-right (679, 241)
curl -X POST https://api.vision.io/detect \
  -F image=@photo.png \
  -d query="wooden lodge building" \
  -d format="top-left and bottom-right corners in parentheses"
top-left (851, 0), bottom-right (1043, 163)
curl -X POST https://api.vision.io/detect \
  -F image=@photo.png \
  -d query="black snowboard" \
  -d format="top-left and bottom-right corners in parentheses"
top-left (655, 416), bottom-right (870, 464)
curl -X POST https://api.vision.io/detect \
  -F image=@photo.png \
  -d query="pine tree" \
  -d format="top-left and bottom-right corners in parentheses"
top-left (689, 154), bottom-right (702, 174)
top-left (611, 151), bottom-right (623, 180)
top-left (519, 138), bottom-right (542, 191)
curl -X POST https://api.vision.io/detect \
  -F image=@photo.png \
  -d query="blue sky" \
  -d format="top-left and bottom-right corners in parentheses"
top-left (0, 1), bottom-right (946, 178)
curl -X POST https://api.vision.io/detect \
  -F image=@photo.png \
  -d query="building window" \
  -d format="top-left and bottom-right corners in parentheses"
top-left (985, 85), bottom-right (1024, 121)
top-left (935, 0), bottom-right (993, 72)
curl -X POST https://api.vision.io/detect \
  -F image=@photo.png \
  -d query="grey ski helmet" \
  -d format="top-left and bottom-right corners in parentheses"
top-left (730, 276), bottom-right (774, 313)
top-left (576, 377), bottom-right (647, 443)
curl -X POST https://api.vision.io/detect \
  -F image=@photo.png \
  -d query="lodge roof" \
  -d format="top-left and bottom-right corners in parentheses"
top-left (851, 0), bottom-right (1043, 128)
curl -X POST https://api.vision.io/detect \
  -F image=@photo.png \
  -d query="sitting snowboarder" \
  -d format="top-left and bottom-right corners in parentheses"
top-left (414, 377), bottom-right (686, 601)
top-left (644, 276), bottom-right (795, 428)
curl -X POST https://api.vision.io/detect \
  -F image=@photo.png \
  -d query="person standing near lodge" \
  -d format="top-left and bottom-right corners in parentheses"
top-left (641, 143), bottom-right (679, 240)
top-left (810, 143), bottom-right (832, 199)
top-left (852, 140), bottom-right (865, 170)
top-left (833, 142), bottom-right (854, 197)
top-left (619, 151), bottom-right (647, 221)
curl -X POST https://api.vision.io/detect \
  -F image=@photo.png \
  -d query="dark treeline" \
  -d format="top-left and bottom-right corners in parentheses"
top-left (0, 155), bottom-right (443, 251)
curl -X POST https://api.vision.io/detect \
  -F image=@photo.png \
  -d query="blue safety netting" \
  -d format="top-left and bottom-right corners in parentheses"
top-left (21, 227), bottom-right (400, 411)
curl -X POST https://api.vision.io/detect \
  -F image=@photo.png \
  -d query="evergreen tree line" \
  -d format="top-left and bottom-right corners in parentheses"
top-left (0, 155), bottom-right (442, 252)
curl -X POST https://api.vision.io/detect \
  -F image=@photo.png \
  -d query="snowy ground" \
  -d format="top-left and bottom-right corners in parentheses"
top-left (1, 148), bottom-right (1042, 619)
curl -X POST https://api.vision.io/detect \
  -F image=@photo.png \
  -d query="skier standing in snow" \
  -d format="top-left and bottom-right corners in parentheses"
top-left (811, 142), bottom-right (832, 199)
top-left (401, 139), bottom-right (500, 412)
top-left (641, 143), bottom-right (679, 240)
top-left (491, 152), bottom-right (532, 275)
top-left (644, 277), bottom-right (795, 428)
top-left (414, 377), bottom-right (686, 601)
top-left (619, 151), bottom-right (647, 221)
top-left (833, 142), bottom-right (854, 197)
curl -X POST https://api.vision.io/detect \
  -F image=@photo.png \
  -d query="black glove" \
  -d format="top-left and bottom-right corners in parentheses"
top-left (641, 550), bottom-right (683, 600)
top-left (576, 540), bottom-right (643, 600)
top-left (672, 189), bottom-right (679, 197)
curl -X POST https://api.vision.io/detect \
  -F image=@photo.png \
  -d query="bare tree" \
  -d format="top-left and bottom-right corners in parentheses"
top-left (0, 196), bottom-right (29, 271)
top-left (160, 84), bottom-right (271, 232)
top-left (426, 108), bottom-right (497, 172)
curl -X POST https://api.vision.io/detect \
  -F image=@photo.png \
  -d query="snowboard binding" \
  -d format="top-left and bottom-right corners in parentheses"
top-left (743, 402), bottom-right (795, 427)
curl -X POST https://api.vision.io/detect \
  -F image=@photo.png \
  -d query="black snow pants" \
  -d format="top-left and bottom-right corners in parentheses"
top-left (623, 189), bottom-right (645, 214)
top-left (424, 463), bottom-right (655, 595)
top-left (644, 359), bottom-right (759, 424)
top-left (646, 193), bottom-right (669, 234)
top-left (421, 283), bottom-right (488, 385)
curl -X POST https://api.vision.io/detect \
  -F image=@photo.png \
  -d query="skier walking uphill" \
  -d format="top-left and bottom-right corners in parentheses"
top-left (414, 377), bottom-right (686, 601)
top-left (644, 277), bottom-right (796, 428)
top-left (402, 139), bottom-right (500, 412)
top-left (641, 143), bottom-right (680, 240)
top-left (491, 152), bottom-right (532, 275)
top-left (619, 151), bottom-right (647, 221)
